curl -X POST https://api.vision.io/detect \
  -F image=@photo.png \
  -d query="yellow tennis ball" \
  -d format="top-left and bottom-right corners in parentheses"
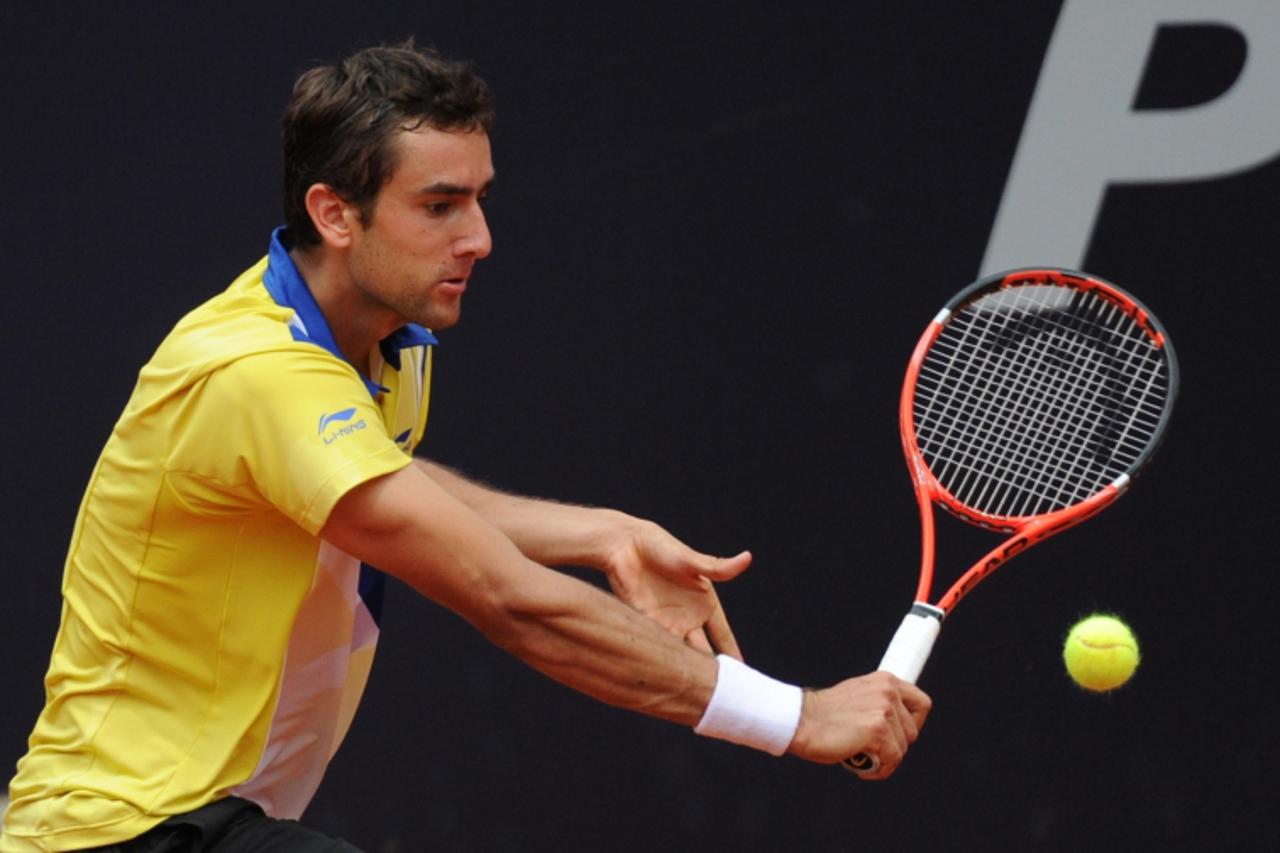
top-left (1063, 614), bottom-right (1140, 692)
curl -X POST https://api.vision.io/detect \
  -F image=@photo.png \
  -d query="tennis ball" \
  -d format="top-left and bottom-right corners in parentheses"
top-left (1062, 614), bottom-right (1140, 692)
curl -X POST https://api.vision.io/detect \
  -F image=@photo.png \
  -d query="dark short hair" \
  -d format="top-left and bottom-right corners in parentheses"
top-left (281, 39), bottom-right (495, 248)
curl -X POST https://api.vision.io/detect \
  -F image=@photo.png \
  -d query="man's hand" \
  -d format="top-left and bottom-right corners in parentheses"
top-left (787, 672), bottom-right (932, 779)
top-left (602, 520), bottom-right (750, 659)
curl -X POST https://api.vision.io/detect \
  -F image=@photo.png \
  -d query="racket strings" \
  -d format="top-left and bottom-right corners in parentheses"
top-left (924, 300), bottom-right (1160, 504)
top-left (913, 284), bottom-right (1170, 519)
top-left (923, 289), bottom-right (1164, 514)
top-left (925, 328), bottom-right (1114, 513)
top-left (927, 292), bottom-right (1154, 513)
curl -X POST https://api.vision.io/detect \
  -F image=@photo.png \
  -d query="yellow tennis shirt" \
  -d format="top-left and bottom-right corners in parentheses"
top-left (2, 230), bottom-right (434, 851)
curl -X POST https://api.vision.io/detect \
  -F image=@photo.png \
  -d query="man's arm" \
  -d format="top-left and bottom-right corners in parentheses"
top-left (414, 458), bottom-right (747, 656)
top-left (411, 458), bottom-right (610, 565)
top-left (326, 461), bottom-right (718, 719)
top-left (321, 463), bottom-right (931, 773)
top-left (414, 459), bottom-right (730, 572)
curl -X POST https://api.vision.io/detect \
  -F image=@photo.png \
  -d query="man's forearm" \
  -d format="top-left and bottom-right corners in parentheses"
top-left (415, 458), bottom-right (638, 568)
top-left (328, 462), bottom-right (717, 724)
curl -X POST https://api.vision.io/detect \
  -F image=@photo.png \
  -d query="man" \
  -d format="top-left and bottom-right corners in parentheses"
top-left (2, 41), bottom-right (930, 851)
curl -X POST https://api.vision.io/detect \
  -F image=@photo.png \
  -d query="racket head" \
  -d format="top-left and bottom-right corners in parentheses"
top-left (903, 266), bottom-right (1178, 535)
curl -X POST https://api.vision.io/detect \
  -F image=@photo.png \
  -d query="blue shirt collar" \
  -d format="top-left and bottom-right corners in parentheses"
top-left (262, 227), bottom-right (437, 396)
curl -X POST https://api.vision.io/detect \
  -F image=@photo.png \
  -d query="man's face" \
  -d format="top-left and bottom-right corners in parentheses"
top-left (346, 126), bottom-right (494, 333)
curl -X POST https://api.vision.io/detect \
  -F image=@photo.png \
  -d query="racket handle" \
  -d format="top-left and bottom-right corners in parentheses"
top-left (844, 602), bottom-right (944, 775)
top-left (876, 602), bottom-right (944, 683)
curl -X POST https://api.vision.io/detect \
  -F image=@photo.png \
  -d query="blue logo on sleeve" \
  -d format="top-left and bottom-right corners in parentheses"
top-left (317, 408), bottom-right (358, 434)
top-left (318, 407), bottom-right (367, 444)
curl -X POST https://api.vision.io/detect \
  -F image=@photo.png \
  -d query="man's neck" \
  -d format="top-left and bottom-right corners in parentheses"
top-left (289, 247), bottom-right (396, 373)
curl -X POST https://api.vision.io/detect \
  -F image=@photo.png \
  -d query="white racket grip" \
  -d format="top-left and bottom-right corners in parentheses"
top-left (877, 603), bottom-right (945, 684)
top-left (842, 602), bottom-right (945, 776)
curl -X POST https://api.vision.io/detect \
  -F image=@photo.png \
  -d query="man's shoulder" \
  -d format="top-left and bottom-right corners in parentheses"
top-left (137, 258), bottom-right (343, 400)
top-left (160, 260), bottom-right (317, 371)
top-left (177, 258), bottom-right (289, 344)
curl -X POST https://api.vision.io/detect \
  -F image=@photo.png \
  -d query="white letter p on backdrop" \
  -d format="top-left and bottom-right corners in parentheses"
top-left (981, 0), bottom-right (1280, 276)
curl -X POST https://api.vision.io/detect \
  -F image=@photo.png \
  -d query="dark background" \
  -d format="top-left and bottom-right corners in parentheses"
top-left (3, 2), bottom-right (1277, 850)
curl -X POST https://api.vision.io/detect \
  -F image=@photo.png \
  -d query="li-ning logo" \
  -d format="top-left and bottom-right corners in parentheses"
top-left (318, 407), bottom-right (367, 445)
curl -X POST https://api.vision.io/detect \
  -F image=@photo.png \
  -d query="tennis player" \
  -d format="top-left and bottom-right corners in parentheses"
top-left (1, 40), bottom-right (929, 852)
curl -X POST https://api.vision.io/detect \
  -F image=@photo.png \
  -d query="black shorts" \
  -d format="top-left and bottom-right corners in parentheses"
top-left (84, 797), bottom-right (362, 852)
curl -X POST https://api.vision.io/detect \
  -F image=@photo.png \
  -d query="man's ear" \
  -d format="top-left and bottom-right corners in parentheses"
top-left (304, 183), bottom-right (358, 248)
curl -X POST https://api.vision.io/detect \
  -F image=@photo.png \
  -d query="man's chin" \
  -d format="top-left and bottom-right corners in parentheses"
top-left (419, 305), bottom-right (461, 332)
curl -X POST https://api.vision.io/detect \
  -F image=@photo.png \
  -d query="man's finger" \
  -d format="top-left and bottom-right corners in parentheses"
top-left (899, 682), bottom-right (932, 730)
top-left (693, 549), bottom-right (752, 581)
top-left (703, 597), bottom-right (743, 661)
top-left (685, 627), bottom-right (714, 655)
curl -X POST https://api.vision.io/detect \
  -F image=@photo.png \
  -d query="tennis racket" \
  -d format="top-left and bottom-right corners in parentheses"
top-left (845, 267), bottom-right (1178, 774)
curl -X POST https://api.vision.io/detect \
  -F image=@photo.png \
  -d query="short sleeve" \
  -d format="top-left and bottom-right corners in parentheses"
top-left (172, 347), bottom-right (413, 534)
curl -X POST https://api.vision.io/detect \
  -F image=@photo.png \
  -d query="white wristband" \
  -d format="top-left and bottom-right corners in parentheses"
top-left (693, 654), bottom-right (803, 756)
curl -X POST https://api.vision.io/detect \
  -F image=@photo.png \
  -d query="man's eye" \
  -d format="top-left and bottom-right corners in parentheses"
top-left (426, 202), bottom-right (452, 216)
